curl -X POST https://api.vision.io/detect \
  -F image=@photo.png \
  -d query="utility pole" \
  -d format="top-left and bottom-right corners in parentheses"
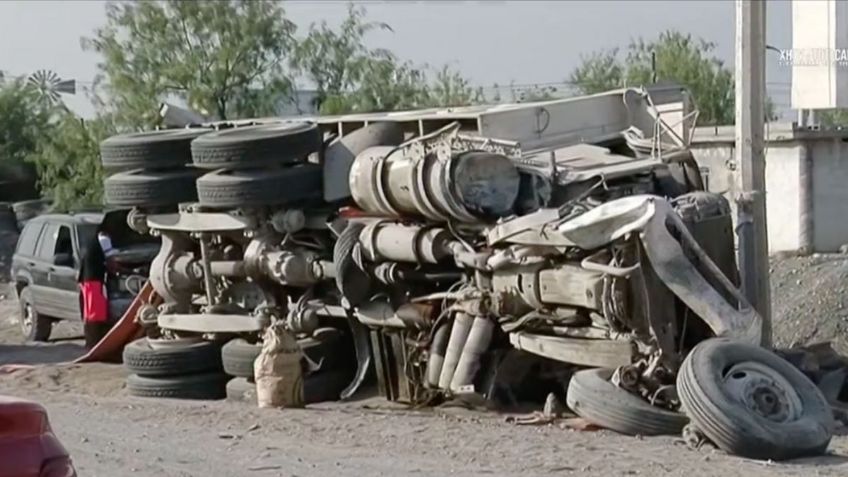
top-left (735, 0), bottom-right (772, 347)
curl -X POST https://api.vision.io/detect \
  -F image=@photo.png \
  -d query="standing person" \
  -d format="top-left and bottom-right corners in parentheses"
top-left (78, 231), bottom-right (110, 349)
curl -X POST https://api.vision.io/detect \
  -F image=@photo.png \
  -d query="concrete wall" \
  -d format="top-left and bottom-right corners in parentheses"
top-left (811, 138), bottom-right (848, 251)
top-left (691, 142), bottom-right (803, 253)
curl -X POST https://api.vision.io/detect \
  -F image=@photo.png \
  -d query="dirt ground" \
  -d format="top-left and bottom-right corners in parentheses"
top-left (1, 282), bottom-right (848, 476)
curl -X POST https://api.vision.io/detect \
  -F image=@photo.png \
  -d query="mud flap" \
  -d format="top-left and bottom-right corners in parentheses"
top-left (340, 314), bottom-right (373, 400)
top-left (74, 281), bottom-right (158, 363)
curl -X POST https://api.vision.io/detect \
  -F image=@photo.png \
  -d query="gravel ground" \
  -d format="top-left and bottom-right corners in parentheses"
top-left (5, 251), bottom-right (848, 475)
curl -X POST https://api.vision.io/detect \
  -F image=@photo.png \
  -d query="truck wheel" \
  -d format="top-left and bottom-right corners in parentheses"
top-left (333, 223), bottom-right (372, 307)
top-left (226, 377), bottom-right (257, 403)
top-left (100, 128), bottom-right (211, 171)
top-left (18, 287), bottom-right (52, 342)
top-left (222, 331), bottom-right (346, 380)
top-left (195, 165), bottom-right (322, 208)
top-left (678, 338), bottom-right (834, 460)
top-left (126, 372), bottom-right (228, 400)
top-left (104, 168), bottom-right (201, 208)
top-left (226, 371), bottom-right (351, 404)
top-left (566, 368), bottom-right (689, 436)
top-left (191, 122), bottom-right (322, 170)
top-left (123, 338), bottom-right (223, 377)
top-left (222, 339), bottom-right (261, 379)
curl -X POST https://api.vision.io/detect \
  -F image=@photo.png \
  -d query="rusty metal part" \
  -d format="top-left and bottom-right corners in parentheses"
top-left (508, 332), bottom-right (635, 368)
top-left (354, 300), bottom-right (431, 329)
top-left (198, 235), bottom-right (217, 306)
top-left (426, 319), bottom-right (451, 388)
top-left (157, 313), bottom-right (270, 333)
top-left (148, 232), bottom-right (202, 308)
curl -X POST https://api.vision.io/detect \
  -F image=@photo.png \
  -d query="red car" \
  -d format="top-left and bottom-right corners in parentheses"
top-left (0, 396), bottom-right (76, 477)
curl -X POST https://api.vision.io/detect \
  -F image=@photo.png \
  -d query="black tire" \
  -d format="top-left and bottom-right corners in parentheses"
top-left (566, 368), bottom-right (688, 436)
top-left (333, 223), bottom-right (371, 307)
top-left (18, 287), bottom-right (52, 342)
top-left (104, 168), bottom-right (201, 208)
top-left (101, 128), bottom-right (212, 171)
top-left (226, 370), bottom-right (351, 404)
top-left (195, 165), bottom-right (322, 208)
top-left (222, 331), bottom-right (345, 380)
top-left (191, 122), bottom-right (322, 170)
top-left (678, 339), bottom-right (834, 460)
top-left (222, 339), bottom-right (261, 378)
top-left (122, 338), bottom-right (223, 377)
top-left (226, 377), bottom-right (257, 403)
top-left (126, 372), bottom-right (228, 400)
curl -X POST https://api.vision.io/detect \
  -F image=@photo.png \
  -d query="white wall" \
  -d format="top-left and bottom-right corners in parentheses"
top-left (691, 143), bottom-right (803, 253)
top-left (812, 138), bottom-right (848, 251)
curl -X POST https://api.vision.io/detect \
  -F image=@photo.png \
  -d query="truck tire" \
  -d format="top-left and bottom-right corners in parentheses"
top-left (100, 128), bottom-right (212, 171)
top-left (191, 122), bottom-right (322, 170)
top-left (126, 372), bottom-right (228, 400)
top-left (566, 368), bottom-right (688, 436)
top-left (678, 338), bottom-right (834, 461)
top-left (333, 223), bottom-right (371, 307)
top-left (18, 287), bottom-right (53, 342)
top-left (123, 338), bottom-right (223, 377)
top-left (222, 339), bottom-right (261, 378)
top-left (226, 370), bottom-right (351, 404)
top-left (226, 377), bottom-right (257, 403)
top-left (222, 330), bottom-right (345, 380)
top-left (195, 165), bottom-right (322, 208)
top-left (104, 168), bottom-right (200, 207)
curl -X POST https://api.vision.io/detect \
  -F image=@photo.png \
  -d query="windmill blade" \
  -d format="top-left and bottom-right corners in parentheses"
top-left (27, 69), bottom-right (63, 104)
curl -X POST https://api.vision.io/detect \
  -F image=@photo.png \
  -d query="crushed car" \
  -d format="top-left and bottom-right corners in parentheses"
top-left (98, 85), bottom-right (834, 461)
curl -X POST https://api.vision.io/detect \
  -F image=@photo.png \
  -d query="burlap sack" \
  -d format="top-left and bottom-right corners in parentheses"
top-left (254, 324), bottom-right (304, 408)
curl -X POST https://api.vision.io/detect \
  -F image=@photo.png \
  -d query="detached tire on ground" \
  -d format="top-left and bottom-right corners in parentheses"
top-left (678, 338), bottom-right (834, 461)
top-left (191, 122), bottom-right (322, 170)
top-left (196, 165), bottom-right (322, 208)
top-left (126, 373), bottom-right (228, 400)
top-left (104, 168), bottom-right (201, 208)
top-left (566, 368), bottom-right (689, 436)
top-left (100, 128), bottom-right (212, 171)
top-left (123, 338), bottom-right (223, 377)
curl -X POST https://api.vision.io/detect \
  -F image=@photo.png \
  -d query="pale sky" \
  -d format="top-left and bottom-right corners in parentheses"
top-left (0, 0), bottom-right (794, 118)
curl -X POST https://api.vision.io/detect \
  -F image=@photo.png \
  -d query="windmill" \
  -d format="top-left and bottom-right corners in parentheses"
top-left (26, 69), bottom-right (76, 104)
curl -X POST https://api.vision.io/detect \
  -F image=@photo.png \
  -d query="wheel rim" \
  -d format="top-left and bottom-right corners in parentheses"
top-left (21, 304), bottom-right (34, 336)
top-left (721, 361), bottom-right (803, 423)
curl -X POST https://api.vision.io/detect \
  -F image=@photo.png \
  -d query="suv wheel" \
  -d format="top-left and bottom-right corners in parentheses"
top-left (19, 287), bottom-right (52, 342)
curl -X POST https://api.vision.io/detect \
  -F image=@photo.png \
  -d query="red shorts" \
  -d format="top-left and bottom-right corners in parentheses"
top-left (80, 280), bottom-right (108, 323)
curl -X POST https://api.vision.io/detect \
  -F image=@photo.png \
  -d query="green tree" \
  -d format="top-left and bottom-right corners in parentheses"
top-left (0, 79), bottom-right (53, 167)
top-left (83, 0), bottom-right (297, 127)
top-left (294, 4), bottom-right (480, 114)
top-left (29, 112), bottom-right (116, 211)
top-left (570, 31), bottom-right (735, 125)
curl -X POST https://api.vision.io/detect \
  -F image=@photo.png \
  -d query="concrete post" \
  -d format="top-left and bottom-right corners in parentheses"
top-left (735, 0), bottom-right (772, 347)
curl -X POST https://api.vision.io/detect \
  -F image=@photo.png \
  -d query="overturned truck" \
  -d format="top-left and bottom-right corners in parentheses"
top-left (99, 86), bottom-right (833, 459)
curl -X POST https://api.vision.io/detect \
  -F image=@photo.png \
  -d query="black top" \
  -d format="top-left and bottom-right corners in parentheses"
top-left (78, 234), bottom-right (106, 283)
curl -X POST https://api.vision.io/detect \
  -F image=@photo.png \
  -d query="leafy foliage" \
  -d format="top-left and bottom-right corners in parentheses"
top-left (29, 112), bottom-right (116, 211)
top-left (294, 4), bottom-right (481, 114)
top-left (0, 79), bottom-right (53, 167)
top-left (82, 0), bottom-right (297, 127)
top-left (569, 31), bottom-right (736, 125)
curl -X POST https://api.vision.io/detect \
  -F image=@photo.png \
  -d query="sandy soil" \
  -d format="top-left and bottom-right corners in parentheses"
top-left (2, 282), bottom-right (848, 476)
